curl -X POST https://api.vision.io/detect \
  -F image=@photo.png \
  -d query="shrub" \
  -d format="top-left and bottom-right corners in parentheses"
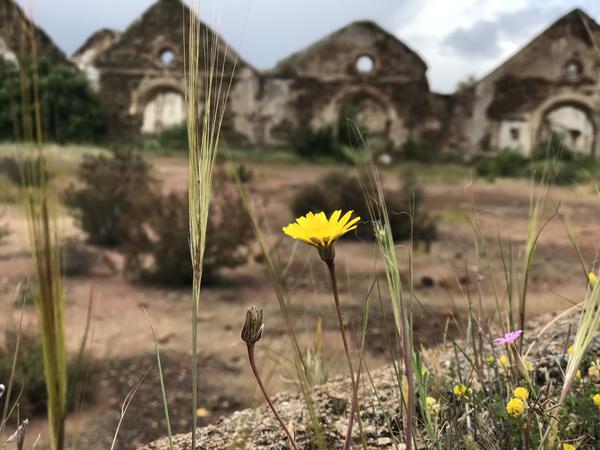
top-left (400, 140), bottom-right (438, 163)
top-left (291, 125), bottom-right (344, 161)
top-left (475, 149), bottom-right (528, 179)
top-left (290, 171), bottom-right (438, 247)
top-left (0, 328), bottom-right (96, 418)
top-left (122, 170), bottom-right (253, 285)
top-left (61, 237), bottom-right (100, 277)
top-left (63, 150), bottom-right (157, 247)
top-left (531, 132), bottom-right (576, 162)
top-left (0, 57), bottom-right (105, 143)
top-left (139, 123), bottom-right (188, 153)
top-left (337, 104), bottom-right (365, 149)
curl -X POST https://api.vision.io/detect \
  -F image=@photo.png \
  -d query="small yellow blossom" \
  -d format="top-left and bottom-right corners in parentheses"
top-left (589, 272), bottom-right (598, 285)
top-left (499, 355), bottom-right (510, 370)
top-left (513, 387), bottom-right (529, 401)
top-left (524, 359), bottom-right (534, 372)
top-left (505, 397), bottom-right (525, 417)
top-left (282, 210), bottom-right (360, 249)
top-left (567, 345), bottom-right (574, 357)
top-left (453, 384), bottom-right (472, 397)
top-left (593, 394), bottom-right (600, 408)
top-left (589, 359), bottom-right (600, 382)
top-left (563, 444), bottom-right (576, 450)
top-left (426, 396), bottom-right (440, 415)
top-left (486, 355), bottom-right (495, 365)
top-left (576, 370), bottom-right (581, 379)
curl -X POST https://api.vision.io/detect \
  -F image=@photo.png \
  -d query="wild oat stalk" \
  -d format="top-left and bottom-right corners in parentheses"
top-left (538, 271), bottom-right (600, 449)
top-left (16, 22), bottom-right (67, 450)
top-left (184, 2), bottom-right (237, 447)
top-left (362, 162), bottom-right (417, 450)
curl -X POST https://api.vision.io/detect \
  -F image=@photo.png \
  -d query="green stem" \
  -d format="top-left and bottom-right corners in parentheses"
top-left (325, 259), bottom-right (366, 450)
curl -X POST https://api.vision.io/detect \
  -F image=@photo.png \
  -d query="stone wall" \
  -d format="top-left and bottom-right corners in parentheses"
top-left (467, 9), bottom-right (600, 157)
top-left (0, 0), bottom-right (70, 66)
top-left (71, 1), bottom-right (600, 157)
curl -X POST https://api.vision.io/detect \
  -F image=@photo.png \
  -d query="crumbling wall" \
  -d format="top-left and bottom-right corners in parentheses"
top-left (90, 0), bottom-right (257, 144)
top-left (259, 20), bottom-right (443, 150)
top-left (0, 0), bottom-right (70, 66)
top-left (467, 9), bottom-right (600, 157)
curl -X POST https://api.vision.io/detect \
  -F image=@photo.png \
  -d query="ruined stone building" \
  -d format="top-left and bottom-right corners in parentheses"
top-left (3, 0), bottom-right (600, 157)
top-left (0, 0), bottom-right (69, 66)
top-left (465, 8), bottom-right (600, 157)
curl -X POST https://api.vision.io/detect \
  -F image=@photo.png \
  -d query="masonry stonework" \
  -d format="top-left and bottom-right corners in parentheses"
top-left (30, 0), bottom-right (600, 158)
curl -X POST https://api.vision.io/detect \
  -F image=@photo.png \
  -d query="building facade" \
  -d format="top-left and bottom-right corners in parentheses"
top-left (8, 0), bottom-right (599, 157)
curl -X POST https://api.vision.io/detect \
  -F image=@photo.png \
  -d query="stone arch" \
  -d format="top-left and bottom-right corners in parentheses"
top-left (129, 79), bottom-right (187, 134)
top-left (318, 86), bottom-right (404, 146)
top-left (532, 95), bottom-right (597, 156)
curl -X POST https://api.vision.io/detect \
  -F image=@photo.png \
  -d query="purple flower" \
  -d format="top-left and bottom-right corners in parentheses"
top-left (494, 330), bottom-right (523, 345)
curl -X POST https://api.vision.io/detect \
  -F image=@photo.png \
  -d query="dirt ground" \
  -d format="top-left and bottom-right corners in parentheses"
top-left (0, 153), bottom-right (599, 448)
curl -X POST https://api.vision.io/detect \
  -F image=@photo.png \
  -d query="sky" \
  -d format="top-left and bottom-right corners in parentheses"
top-left (14, 0), bottom-right (600, 93)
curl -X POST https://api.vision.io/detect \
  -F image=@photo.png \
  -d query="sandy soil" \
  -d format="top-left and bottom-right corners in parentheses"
top-left (0, 155), bottom-right (598, 448)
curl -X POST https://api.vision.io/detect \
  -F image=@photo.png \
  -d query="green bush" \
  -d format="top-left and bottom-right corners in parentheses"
top-left (531, 133), bottom-right (576, 162)
top-left (138, 123), bottom-right (188, 153)
top-left (0, 57), bottom-right (105, 143)
top-left (337, 104), bottom-right (365, 149)
top-left (291, 126), bottom-right (345, 161)
top-left (61, 237), bottom-right (100, 277)
top-left (400, 140), bottom-right (439, 163)
top-left (122, 171), bottom-right (253, 285)
top-left (290, 171), bottom-right (438, 247)
top-left (0, 328), bottom-right (96, 418)
top-left (63, 150), bottom-right (156, 247)
top-left (475, 149), bottom-right (529, 179)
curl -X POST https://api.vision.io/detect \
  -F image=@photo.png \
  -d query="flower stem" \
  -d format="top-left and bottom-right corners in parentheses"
top-left (325, 259), bottom-right (366, 450)
top-left (247, 344), bottom-right (299, 450)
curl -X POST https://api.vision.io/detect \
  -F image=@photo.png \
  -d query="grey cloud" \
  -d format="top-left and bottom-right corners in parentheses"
top-left (443, 4), bottom-right (567, 60)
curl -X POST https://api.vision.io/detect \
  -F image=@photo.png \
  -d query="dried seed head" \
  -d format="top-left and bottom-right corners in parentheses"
top-left (241, 306), bottom-right (264, 345)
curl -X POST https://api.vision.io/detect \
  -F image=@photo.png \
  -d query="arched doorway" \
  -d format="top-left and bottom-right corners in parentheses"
top-left (141, 89), bottom-right (186, 134)
top-left (337, 92), bottom-right (391, 145)
top-left (538, 103), bottom-right (595, 155)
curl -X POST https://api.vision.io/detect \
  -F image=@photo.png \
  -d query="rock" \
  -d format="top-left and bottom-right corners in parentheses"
top-left (139, 308), bottom-right (599, 449)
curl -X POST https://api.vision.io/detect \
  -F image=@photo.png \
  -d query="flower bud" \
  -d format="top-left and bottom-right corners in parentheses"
top-left (241, 306), bottom-right (264, 345)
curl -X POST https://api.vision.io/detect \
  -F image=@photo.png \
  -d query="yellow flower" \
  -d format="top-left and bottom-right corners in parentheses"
top-left (563, 444), bottom-right (576, 450)
top-left (453, 384), bottom-right (472, 397)
top-left (589, 272), bottom-right (597, 285)
top-left (513, 386), bottom-right (529, 400)
top-left (426, 396), bottom-right (440, 415)
top-left (589, 359), bottom-right (600, 382)
top-left (506, 397), bottom-right (525, 417)
top-left (524, 359), bottom-right (534, 372)
top-left (499, 355), bottom-right (510, 370)
top-left (567, 345), bottom-right (574, 357)
top-left (576, 370), bottom-right (581, 379)
top-left (593, 394), bottom-right (600, 408)
top-left (486, 355), bottom-right (495, 365)
top-left (282, 210), bottom-right (360, 250)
